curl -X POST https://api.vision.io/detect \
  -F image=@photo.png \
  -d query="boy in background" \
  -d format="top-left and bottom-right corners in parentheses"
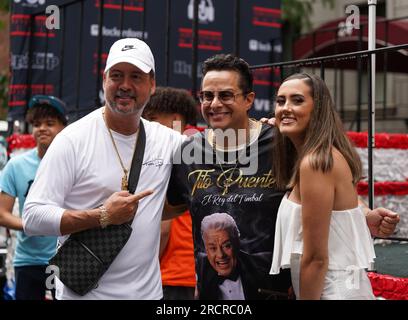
top-left (143, 87), bottom-right (197, 300)
top-left (0, 95), bottom-right (67, 299)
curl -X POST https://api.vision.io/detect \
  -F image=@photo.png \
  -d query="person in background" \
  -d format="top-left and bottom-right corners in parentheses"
top-left (143, 86), bottom-right (197, 300)
top-left (0, 95), bottom-right (67, 300)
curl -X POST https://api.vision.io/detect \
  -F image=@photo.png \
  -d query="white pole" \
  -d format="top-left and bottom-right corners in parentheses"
top-left (368, 0), bottom-right (376, 209)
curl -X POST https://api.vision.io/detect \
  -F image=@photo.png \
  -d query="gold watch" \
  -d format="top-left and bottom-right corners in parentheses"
top-left (99, 205), bottom-right (110, 229)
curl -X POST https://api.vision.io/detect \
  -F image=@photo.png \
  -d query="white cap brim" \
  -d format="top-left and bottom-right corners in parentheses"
top-left (104, 57), bottom-right (152, 74)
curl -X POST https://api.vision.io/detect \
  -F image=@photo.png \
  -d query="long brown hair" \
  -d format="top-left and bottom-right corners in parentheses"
top-left (272, 73), bottom-right (362, 190)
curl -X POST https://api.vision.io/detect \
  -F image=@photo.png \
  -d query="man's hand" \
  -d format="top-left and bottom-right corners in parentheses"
top-left (366, 207), bottom-right (400, 238)
top-left (260, 117), bottom-right (276, 127)
top-left (104, 190), bottom-right (154, 225)
top-left (60, 189), bottom-right (154, 235)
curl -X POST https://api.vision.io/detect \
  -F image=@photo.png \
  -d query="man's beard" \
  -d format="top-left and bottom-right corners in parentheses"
top-left (107, 90), bottom-right (150, 115)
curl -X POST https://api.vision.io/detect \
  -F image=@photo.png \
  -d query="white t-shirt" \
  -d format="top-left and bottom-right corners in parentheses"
top-left (23, 108), bottom-right (185, 300)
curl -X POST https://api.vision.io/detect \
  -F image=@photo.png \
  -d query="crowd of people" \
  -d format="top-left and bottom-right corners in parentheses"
top-left (0, 37), bottom-right (400, 300)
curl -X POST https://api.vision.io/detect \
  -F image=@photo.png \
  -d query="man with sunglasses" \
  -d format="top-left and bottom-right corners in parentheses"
top-left (0, 95), bottom-right (67, 299)
top-left (167, 54), bottom-right (292, 299)
top-left (165, 54), bottom-right (400, 300)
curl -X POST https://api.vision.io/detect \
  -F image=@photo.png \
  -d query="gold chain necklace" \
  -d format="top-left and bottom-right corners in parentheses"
top-left (210, 119), bottom-right (260, 188)
top-left (102, 108), bottom-right (138, 191)
top-left (213, 144), bottom-right (241, 189)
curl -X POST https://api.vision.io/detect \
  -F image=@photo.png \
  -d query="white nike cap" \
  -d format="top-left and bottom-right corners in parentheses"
top-left (104, 38), bottom-right (155, 74)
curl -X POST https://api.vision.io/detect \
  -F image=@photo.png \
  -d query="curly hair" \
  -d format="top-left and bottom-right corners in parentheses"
top-left (143, 87), bottom-right (198, 125)
top-left (25, 104), bottom-right (67, 126)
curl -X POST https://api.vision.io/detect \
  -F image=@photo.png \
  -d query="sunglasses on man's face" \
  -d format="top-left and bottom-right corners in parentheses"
top-left (198, 91), bottom-right (245, 106)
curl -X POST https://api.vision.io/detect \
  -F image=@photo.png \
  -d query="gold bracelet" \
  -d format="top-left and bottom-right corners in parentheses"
top-left (99, 205), bottom-right (110, 229)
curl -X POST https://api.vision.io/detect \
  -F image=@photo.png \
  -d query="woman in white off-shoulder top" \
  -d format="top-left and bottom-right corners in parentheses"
top-left (269, 73), bottom-right (375, 300)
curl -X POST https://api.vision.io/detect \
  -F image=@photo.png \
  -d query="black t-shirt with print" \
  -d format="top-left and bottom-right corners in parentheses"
top-left (168, 124), bottom-right (291, 300)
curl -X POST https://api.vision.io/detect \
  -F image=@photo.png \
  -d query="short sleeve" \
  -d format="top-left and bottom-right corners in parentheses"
top-left (0, 159), bottom-right (18, 197)
top-left (167, 160), bottom-right (189, 206)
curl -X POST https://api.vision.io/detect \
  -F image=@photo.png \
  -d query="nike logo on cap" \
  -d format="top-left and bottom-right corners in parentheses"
top-left (121, 45), bottom-right (136, 51)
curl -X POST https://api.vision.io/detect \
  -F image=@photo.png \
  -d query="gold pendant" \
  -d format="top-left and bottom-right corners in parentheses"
top-left (121, 174), bottom-right (128, 191)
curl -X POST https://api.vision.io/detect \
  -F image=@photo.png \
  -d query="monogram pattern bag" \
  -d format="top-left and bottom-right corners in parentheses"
top-left (50, 121), bottom-right (146, 296)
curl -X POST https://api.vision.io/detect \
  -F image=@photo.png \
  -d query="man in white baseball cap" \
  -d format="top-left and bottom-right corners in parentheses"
top-left (104, 37), bottom-right (155, 74)
top-left (103, 38), bottom-right (156, 116)
top-left (23, 38), bottom-right (186, 300)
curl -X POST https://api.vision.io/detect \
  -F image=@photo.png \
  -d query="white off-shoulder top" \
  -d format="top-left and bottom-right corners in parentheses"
top-left (270, 194), bottom-right (376, 274)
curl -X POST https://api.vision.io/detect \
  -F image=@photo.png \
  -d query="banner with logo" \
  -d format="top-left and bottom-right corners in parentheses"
top-left (10, 0), bottom-right (62, 122)
top-left (168, 0), bottom-right (233, 93)
top-left (240, 0), bottom-right (282, 117)
top-left (9, 0), bottom-right (152, 122)
top-left (9, 0), bottom-right (281, 122)
top-left (168, 0), bottom-right (281, 119)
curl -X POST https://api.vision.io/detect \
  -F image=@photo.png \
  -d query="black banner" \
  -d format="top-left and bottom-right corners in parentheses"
top-left (9, 0), bottom-right (281, 123)
top-left (240, 0), bottom-right (282, 117)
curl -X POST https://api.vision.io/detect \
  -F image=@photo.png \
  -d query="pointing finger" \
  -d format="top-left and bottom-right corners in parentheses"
top-left (129, 189), bottom-right (154, 202)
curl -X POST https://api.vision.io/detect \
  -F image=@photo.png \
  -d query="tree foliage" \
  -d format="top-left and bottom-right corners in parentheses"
top-left (0, 0), bottom-right (9, 31)
top-left (0, 0), bottom-right (9, 12)
top-left (282, 0), bottom-right (334, 31)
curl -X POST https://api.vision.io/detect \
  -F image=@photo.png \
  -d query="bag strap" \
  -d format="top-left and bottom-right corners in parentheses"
top-left (127, 120), bottom-right (146, 194)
